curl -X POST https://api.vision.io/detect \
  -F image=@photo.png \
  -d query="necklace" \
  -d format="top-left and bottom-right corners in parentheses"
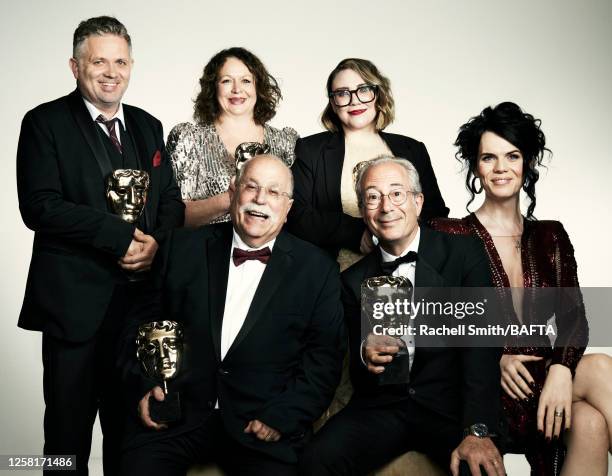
top-left (476, 212), bottom-right (523, 253)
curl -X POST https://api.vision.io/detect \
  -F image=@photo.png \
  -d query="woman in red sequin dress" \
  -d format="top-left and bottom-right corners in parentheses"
top-left (431, 102), bottom-right (612, 475)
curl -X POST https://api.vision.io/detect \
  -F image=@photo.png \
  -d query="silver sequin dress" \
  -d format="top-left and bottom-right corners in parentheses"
top-left (167, 122), bottom-right (299, 223)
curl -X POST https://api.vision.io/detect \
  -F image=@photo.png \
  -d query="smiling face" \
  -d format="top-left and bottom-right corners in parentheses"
top-left (330, 68), bottom-right (378, 133)
top-left (70, 34), bottom-right (132, 117)
top-left (361, 162), bottom-right (423, 256)
top-left (476, 131), bottom-right (524, 202)
top-left (229, 155), bottom-right (293, 248)
top-left (216, 57), bottom-right (257, 119)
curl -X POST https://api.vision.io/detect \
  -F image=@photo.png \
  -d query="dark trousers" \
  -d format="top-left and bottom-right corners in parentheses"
top-left (42, 283), bottom-right (138, 476)
top-left (299, 399), bottom-right (486, 476)
top-left (119, 412), bottom-right (298, 476)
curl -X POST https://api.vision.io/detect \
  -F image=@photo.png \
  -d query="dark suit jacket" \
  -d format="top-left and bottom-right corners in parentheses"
top-left (120, 224), bottom-right (346, 464)
top-left (341, 226), bottom-right (501, 432)
top-left (287, 131), bottom-right (449, 258)
top-left (16, 89), bottom-right (184, 342)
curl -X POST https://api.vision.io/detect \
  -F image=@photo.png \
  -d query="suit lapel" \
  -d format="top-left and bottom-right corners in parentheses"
top-left (123, 107), bottom-right (156, 228)
top-left (323, 132), bottom-right (344, 207)
top-left (415, 226), bottom-right (447, 288)
top-left (67, 89), bottom-right (113, 180)
top-left (224, 231), bottom-right (293, 360)
top-left (207, 224), bottom-right (233, 362)
top-left (380, 131), bottom-right (403, 157)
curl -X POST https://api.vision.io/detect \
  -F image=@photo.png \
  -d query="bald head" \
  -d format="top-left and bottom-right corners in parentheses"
top-left (230, 154), bottom-right (294, 248)
top-left (236, 154), bottom-right (293, 197)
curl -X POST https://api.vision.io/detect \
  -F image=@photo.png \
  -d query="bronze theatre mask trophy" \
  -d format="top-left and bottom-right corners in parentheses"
top-left (136, 320), bottom-right (184, 423)
top-left (106, 169), bottom-right (150, 223)
top-left (234, 142), bottom-right (271, 173)
top-left (362, 275), bottom-right (413, 385)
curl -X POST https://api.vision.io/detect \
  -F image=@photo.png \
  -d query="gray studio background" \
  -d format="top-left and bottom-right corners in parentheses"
top-left (1, 0), bottom-right (611, 473)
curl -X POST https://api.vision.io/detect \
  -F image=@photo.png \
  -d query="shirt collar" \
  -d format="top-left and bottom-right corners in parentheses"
top-left (82, 96), bottom-right (126, 131)
top-left (380, 227), bottom-right (420, 263)
top-left (231, 228), bottom-right (276, 252)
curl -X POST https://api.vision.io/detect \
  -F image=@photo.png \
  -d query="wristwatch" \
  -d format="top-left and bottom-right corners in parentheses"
top-left (463, 423), bottom-right (494, 438)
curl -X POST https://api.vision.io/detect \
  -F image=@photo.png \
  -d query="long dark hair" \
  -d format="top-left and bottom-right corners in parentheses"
top-left (455, 102), bottom-right (550, 218)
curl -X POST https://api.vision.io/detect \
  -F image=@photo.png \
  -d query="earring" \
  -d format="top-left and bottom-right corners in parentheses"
top-left (471, 175), bottom-right (483, 194)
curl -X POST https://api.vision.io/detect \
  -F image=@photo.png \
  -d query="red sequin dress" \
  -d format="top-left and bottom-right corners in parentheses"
top-left (430, 214), bottom-right (588, 475)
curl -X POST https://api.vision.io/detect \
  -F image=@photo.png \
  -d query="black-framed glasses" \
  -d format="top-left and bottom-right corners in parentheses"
top-left (362, 189), bottom-right (413, 209)
top-left (328, 84), bottom-right (378, 107)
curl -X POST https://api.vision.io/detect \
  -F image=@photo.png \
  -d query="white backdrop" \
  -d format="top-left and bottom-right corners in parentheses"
top-left (1, 0), bottom-right (611, 472)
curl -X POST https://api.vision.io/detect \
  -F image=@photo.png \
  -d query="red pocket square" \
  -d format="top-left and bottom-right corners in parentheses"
top-left (152, 150), bottom-right (161, 167)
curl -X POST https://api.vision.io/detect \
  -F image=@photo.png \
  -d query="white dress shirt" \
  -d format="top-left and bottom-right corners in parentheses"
top-left (82, 97), bottom-right (126, 143)
top-left (379, 227), bottom-right (420, 370)
top-left (220, 230), bottom-right (276, 361)
top-left (362, 228), bottom-right (421, 370)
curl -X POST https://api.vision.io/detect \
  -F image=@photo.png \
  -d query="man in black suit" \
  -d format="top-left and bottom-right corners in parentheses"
top-left (16, 16), bottom-right (184, 475)
top-left (119, 155), bottom-right (346, 476)
top-left (300, 157), bottom-right (505, 476)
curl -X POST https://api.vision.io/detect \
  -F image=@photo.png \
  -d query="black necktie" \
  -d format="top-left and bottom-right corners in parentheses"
top-left (381, 250), bottom-right (418, 275)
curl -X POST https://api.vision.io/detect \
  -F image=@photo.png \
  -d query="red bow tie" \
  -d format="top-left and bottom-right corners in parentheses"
top-left (232, 247), bottom-right (272, 266)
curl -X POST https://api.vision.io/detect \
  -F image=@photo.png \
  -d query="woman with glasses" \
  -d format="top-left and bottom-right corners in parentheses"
top-left (287, 58), bottom-right (448, 270)
top-left (167, 47), bottom-right (298, 226)
top-left (430, 102), bottom-right (612, 475)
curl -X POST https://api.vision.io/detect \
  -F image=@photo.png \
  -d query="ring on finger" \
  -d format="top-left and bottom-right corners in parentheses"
top-left (554, 409), bottom-right (564, 418)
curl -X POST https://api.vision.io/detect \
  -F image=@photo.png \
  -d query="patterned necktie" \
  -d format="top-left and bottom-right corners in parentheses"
top-left (232, 247), bottom-right (272, 266)
top-left (381, 250), bottom-right (418, 275)
top-left (96, 115), bottom-right (123, 154)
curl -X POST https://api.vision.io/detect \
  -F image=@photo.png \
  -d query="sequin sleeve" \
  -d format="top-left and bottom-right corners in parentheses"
top-left (549, 222), bottom-right (588, 373)
top-left (266, 125), bottom-right (299, 167)
top-left (166, 122), bottom-right (200, 200)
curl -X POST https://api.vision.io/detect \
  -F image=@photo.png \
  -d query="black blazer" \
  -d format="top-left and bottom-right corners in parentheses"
top-left (16, 89), bottom-right (184, 342)
top-left (287, 131), bottom-right (449, 258)
top-left (120, 224), bottom-right (346, 464)
top-left (341, 226), bottom-right (501, 432)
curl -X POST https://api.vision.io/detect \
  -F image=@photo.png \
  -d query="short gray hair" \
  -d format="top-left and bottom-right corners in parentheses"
top-left (236, 154), bottom-right (294, 198)
top-left (354, 156), bottom-right (422, 208)
top-left (73, 16), bottom-right (131, 58)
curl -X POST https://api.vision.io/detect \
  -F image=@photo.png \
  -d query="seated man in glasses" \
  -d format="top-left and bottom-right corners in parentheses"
top-left (300, 156), bottom-right (504, 476)
top-left (119, 155), bottom-right (346, 476)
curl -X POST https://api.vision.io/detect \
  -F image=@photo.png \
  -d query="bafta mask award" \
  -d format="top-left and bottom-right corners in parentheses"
top-left (361, 276), bottom-right (413, 385)
top-left (136, 320), bottom-right (183, 423)
top-left (234, 142), bottom-right (271, 173)
top-left (106, 169), bottom-right (150, 223)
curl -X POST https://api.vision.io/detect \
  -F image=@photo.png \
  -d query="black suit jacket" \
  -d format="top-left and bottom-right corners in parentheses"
top-left (16, 89), bottom-right (184, 342)
top-left (341, 226), bottom-right (501, 432)
top-left (287, 131), bottom-right (449, 258)
top-left (121, 224), bottom-right (346, 463)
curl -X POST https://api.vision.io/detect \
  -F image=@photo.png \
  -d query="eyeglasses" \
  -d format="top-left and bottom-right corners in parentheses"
top-left (328, 84), bottom-right (377, 107)
top-left (240, 182), bottom-right (291, 201)
top-left (362, 189), bottom-right (413, 209)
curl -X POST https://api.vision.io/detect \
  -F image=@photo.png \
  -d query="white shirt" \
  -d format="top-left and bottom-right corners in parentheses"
top-left (82, 97), bottom-right (125, 144)
top-left (379, 227), bottom-right (420, 370)
top-left (362, 228), bottom-right (421, 370)
top-left (220, 230), bottom-right (276, 361)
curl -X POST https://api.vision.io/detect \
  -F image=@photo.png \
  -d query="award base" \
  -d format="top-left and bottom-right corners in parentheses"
top-left (377, 353), bottom-right (411, 386)
top-left (150, 392), bottom-right (181, 424)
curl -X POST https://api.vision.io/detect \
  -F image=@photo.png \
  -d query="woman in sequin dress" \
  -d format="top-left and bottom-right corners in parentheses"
top-left (167, 47), bottom-right (298, 226)
top-left (288, 58), bottom-right (448, 272)
top-left (431, 102), bottom-right (612, 475)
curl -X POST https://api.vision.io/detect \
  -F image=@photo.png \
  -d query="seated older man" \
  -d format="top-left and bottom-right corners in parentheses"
top-left (119, 155), bottom-right (346, 476)
top-left (300, 157), bottom-right (504, 476)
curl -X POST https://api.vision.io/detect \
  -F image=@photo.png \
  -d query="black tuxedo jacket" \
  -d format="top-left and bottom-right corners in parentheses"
top-left (341, 226), bottom-right (501, 432)
top-left (121, 224), bottom-right (346, 463)
top-left (287, 131), bottom-right (449, 258)
top-left (16, 89), bottom-right (184, 342)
